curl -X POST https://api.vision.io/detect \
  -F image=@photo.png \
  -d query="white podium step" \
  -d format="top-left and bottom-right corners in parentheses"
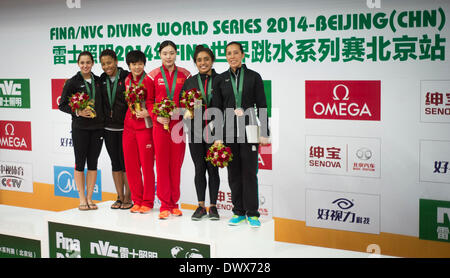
top-left (1, 202), bottom-right (387, 258)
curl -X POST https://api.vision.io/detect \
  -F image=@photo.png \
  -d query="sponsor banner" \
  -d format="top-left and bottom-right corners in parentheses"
top-left (420, 80), bottom-right (450, 123)
top-left (258, 80), bottom-right (273, 171)
top-left (258, 144), bottom-right (272, 170)
top-left (52, 122), bottom-right (73, 154)
top-left (53, 166), bottom-right (102, 201)
top-left (420, 140), bottom-right (450, 184)
top-left (263, 80), bottom-right (272, 118)
top-left (306, 189), bottom-right (380, 234)
top-left (0, 79), bottom-right (30, 109)
top-left (216, 184), bottom-right (272, 218)
top-left (0, 234), bottom-right (40, 258)
top-left (419, 199), bottom-right (450, 243)
top-left (0, 120), bottom-right (32, 151)
top-left (48, 222), bottom-right (211, 258)
top-left (0, 161), bottom-right (33, 193)
top-left (306, 135), bottom-right (381, 178)
top-left (51, 79), bottom-right (67, 110)
top-left (305, 80), bottom-right (381, 121)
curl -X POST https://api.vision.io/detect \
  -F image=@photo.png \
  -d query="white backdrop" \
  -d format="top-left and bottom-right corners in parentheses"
top-left (1, 0), bottom-right (450, 244)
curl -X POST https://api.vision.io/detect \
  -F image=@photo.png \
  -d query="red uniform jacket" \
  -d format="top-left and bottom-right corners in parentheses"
top-left (147, 65), bottom-right (191, 124)
top-left (124, 72), bottom-right (153, 130)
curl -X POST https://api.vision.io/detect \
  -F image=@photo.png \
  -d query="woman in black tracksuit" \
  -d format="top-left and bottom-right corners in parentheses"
top-left (59, 51), bottom-right (104, 211)
top-left (181, 45), bottom-right (220, 221)
top-left (99, 49), bottom-right (132, 210)
top-left (211, 42), bottom-right (270, 227)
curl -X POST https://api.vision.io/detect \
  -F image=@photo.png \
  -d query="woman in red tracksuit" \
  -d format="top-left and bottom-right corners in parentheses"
top-left (123, 50), bottom-right (155, 214)
top-left (147, 41), bottom-right (190, 219)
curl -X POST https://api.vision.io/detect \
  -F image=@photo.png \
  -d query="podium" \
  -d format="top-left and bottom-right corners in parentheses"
top-left (43, 201), bottom-right (277, 258)
top-left (0, 202), bottom-right (382, 258)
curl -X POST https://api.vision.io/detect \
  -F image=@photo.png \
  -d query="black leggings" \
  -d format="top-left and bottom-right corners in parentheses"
top-left (104, 129), bottom-right (125, 172)
top-left (227, 143), bottom-right (260, 217)
top-left (72, 128), bottom-right (104, 171)
top-left (188, 142), bottom-right (220, 204)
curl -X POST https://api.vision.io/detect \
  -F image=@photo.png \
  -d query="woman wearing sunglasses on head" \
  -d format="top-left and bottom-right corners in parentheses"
top-left (59, 51), bottom-right (104, 211)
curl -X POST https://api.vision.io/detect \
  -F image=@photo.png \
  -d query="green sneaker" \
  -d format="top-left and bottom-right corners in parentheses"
top-left (228, 215), bottom-right (246, 226)
top-left (247, 216), bottom-right (261, 228)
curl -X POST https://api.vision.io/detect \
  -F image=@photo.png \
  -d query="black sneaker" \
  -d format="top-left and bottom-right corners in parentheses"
top-left (191, 206), bottom-right (207, 221)
top-left (208, 206), bottom-right (220, 221)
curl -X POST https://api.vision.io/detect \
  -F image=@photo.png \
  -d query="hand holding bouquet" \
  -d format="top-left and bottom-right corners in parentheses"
top-left (69, 92), bottom-right (96, 118)
top-left (152, 97), bottom-right (176, 131)
top-left (205, 143), bottom-right (233, 168)
top-left (124, 84), bottom-right (146, 117)
top-left (179, 88), bottom-right (203, 119)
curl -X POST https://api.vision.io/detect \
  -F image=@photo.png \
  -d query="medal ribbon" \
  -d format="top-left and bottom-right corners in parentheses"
top-left (229, 67), bottom-right (244, 109)
top-left (128, 71), bottom-right (146, 88)
top-left (83, 73), bottom-right (95, 100)
top-left (106, 69), bottom-right (120, 109)
top-left (197, 74), bottom-right (212, 106)
top-left (160, 66), bottom-right (178, 100)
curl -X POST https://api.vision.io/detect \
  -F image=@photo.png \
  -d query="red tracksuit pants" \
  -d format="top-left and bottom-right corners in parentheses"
top-left (122, 125), bottom-right (155, 208)
top-left (153, 120), bottom-right (185, 212)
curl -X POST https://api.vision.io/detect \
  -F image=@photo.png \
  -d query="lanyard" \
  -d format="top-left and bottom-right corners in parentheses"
top-left (229, 67), bottom-right (244, 109)
top-left (197, 74), bottom-right (212, 106)
top-left (83, 73), bottom-right (95, 100)
top-left (106, 69), bottom-right (120, 108)
top-left (160, 66), bottom-right (178, 100)
top-left (128, 72), bottom-right (146, 88)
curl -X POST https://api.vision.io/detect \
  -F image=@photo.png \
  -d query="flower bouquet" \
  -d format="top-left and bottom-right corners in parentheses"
top-left (124, 84), bottom-right (146, 116)
top-left (124, 84), bottom-right (152, 128)
top-left (69, 92), bottom-right (96, 118)
top-left (205, 143), bottom-right (233, 168)
top-left (152, 97), bottom-right (176, 131)
top-left (179, 88), bottom-right (203, 119)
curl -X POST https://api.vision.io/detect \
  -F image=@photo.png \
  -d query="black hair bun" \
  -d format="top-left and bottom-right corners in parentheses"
top-left (195, 45), bottom-right (205, 51)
